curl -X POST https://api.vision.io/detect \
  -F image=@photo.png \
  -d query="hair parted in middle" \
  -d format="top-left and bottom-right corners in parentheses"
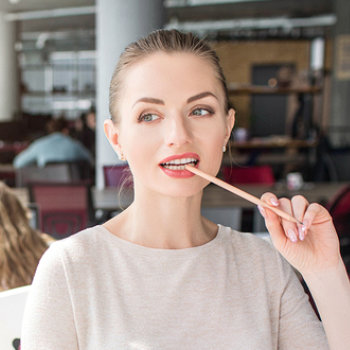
top-left (109, 29), bottom-right (232, 123)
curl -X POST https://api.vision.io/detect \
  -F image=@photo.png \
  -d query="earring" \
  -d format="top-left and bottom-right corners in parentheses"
top-left (222, 145), bottom-right (227, 153)
top-left (118, 151), bottom-right (126, 161)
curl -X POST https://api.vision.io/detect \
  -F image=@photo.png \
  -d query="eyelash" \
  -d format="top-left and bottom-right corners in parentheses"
top-left (138, 113), bottom-right (160, 123)
top-left (137, 106), bottom-right (215, 123)
top-left (190, 107), bottom-right (214, 117)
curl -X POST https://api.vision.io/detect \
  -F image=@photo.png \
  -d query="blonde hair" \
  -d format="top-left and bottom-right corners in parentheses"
top-left (109, 29), bottom-right (232, 122)
top-left (0, 182), bottom-right (49, 290)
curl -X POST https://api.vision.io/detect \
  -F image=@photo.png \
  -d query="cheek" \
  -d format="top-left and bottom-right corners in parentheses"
top-left (121, 128), bottom-right (159, 173)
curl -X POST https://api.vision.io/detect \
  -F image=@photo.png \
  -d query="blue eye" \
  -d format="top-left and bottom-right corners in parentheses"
top-left (139, 113), bottom-right (160, 122)
top-left (191, 108), bottom-right (213, 117)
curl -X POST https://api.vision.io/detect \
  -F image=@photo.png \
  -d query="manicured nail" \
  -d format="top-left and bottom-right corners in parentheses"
top-left (287, 228), bottom-right (298, 242)
top-left (257, 205), bottom-right (266, 218)
top-left (299, 225), bottom-right (306, 241)
top-left (270, 198), bottom-right (279, 206)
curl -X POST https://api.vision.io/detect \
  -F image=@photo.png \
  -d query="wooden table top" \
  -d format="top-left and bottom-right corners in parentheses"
top-left (12, 182), bottom-right (347, 211)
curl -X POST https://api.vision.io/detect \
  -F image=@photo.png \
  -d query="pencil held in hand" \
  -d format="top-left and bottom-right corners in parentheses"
top-left (185, 165), bottom-right (302, 225)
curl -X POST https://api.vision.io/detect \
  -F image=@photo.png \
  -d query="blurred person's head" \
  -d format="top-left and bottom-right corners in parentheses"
top-left (46, 117), bottom-right (69, 135)
top-left (86, 108), bottom-right (96, 131)
top-left (0, 182), bottom-right (49, 290)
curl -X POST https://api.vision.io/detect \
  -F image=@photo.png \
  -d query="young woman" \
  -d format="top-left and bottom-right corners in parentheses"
top-left (22, 30), bottom-right (350, 350)
top-left (0, 181), bottom-right (51, 291)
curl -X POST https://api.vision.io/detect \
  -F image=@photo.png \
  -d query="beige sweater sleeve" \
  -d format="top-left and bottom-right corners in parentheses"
top-left (21, 244), bottom-right (79, 350)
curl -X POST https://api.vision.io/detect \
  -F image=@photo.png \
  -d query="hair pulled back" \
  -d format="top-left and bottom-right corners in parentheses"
top-left (109, 29), bottom-right (231, 122)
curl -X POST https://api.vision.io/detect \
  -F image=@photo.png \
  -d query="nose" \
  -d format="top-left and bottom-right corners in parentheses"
top-left (164, 114), bottom-right (192, 148)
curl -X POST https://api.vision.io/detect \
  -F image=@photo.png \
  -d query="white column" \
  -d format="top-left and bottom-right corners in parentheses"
top-left (96, 0), bottom-right (164, 188)
top-left (0, 12), bottom-right (18, 121)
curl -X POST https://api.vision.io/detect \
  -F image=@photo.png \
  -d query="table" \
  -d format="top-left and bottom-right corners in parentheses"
top-left (0, 163), bottom-right (16, 184)
top-left (92, 182), bottom-right (347, 211)
top-left (12, 182), bottom-right (347, 212)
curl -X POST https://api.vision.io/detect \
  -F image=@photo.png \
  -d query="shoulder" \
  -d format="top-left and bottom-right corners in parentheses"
top-left (46, 225), bottom-right (105, 261)
top-left (35, 226), bottom-right (106, 276)
top-left (219, 225), bottom-right (292, 280)
top-left (220, 224), bottom-right (274, 256)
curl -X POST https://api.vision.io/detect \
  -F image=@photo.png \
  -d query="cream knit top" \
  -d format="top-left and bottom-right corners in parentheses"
top-left (21, 225), bottom-right (329, 349)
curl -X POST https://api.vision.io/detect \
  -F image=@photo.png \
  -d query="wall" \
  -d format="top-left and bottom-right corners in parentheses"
top-left (212, 40), bottom-right (311, 129)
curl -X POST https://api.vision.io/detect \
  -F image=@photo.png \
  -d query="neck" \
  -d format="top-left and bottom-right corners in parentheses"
top-left (107, 187), bottom-right (217, 249)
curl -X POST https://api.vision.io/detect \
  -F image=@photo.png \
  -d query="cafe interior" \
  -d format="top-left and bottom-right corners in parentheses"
top-left (0, 0), bottom-right (350, 340)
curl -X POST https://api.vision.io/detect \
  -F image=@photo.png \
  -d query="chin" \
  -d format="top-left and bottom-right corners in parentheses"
top-left (154, 177), bottom-right (209, 198)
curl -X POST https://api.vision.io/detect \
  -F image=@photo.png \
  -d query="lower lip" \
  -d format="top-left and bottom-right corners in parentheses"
top-left (159, 163), bottom-right (198, 178)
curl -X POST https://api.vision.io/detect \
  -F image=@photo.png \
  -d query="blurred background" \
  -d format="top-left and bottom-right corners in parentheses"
top-left (0, 0), bottom-right (349, 237)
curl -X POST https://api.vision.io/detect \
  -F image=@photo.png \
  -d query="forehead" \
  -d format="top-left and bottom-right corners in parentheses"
top-left (119, 52), bottom-right (223, 106)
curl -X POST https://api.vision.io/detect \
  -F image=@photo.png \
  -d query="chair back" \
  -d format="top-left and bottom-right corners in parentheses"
top-left (201, 206), bottom-right (242, 231)
top-left (15, 164), bottom-right (71, 187)
top-left (222, 165), bottom-right (275, 185)
top-left (0, 285), bottom-right (31, 350)
top-left (103, 164), bottom-right (133, 188)
top-left (29, 182), bottom-right (93, 239)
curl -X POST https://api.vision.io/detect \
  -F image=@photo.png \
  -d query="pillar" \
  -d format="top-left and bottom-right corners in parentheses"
top-left (0, 12), bottom-right (18, 121)
top-left (330, 0), bottom-right (350, 146)
top-left (96, 0), bottom-right (164, 188)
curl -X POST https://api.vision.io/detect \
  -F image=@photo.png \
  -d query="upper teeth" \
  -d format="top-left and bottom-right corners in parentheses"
top-left (163, 158), bottom-right (197, 166)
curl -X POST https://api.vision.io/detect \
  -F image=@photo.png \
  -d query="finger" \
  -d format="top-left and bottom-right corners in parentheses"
top-left (260, 192), bottom-right (280, 208)
top-left (291, 195), bottom-right (309, 240)
top-left (279, 197), bottom-right (299, 243)
top-left (259, 193), bottom-right (288, 248)
top-left (303, 202), bottom-right (329, 229)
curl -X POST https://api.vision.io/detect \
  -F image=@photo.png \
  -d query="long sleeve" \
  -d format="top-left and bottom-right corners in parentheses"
top-left (21, 244), bottom-right (79, 350)
top-left (13, 144), bottom-right (37, 168)
top-left (276, 252), bottom-right (329, 349)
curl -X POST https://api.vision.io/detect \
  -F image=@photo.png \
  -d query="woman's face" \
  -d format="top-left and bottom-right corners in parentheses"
top-left (106, 52), bottom-right (234, 197)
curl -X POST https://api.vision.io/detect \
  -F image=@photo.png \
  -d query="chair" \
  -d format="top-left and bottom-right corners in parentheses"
top-left (0, 285), bottom-right (31, 350)
top-left (103, 164), bottom-right (133, 188)
top-left (327, 185), bottom-right (350, 274)
top-left (201, 206), bottom-right (242, 231)
top-left (222, 165), bottom-right (275, 185)
top-left (15, 162), bottom-right (93, 188)
top-left (29, 182), bottom-right (94, 239)
top-left (15, 163), bottom-right (72, 187)
top-left (221, 165), bottom-right (275, 232)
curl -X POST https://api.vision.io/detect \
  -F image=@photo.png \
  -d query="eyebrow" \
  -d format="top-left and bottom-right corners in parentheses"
top-left (133, 97), bottom-right (165, 107)
top-left (132, 91), bottom-right (218, 108)
top-left (187, 91), bottom-right (218, 103)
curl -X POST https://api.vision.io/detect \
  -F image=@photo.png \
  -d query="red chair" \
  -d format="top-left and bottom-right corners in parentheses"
top-left (222, 165), bottom-right (275, 185)
top-left (327, 185), bottom-right (350, 275)
top-left (103, 165), bottom-right (133, 188)
top-left (29, 182), bottom-right (94, 239)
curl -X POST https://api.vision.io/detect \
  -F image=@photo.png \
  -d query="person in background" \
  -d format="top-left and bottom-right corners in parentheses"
top-left (0, 181), bottom-right (53, 291)
top-left (72, 107), bottom-right (96, 158)
top-left (21, 30), bottom-right (350, 350)
top-left (13, 117), bottom-right (93, 168)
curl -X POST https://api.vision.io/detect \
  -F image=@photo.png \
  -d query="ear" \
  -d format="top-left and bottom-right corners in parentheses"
top-left (104, 119), bottom-right (123, 156)
top-left (224, 108), bottom-right (235, 144)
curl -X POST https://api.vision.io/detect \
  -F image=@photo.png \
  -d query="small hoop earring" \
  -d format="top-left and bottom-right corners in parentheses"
top-left (222, 145), bottom-right (227, 153)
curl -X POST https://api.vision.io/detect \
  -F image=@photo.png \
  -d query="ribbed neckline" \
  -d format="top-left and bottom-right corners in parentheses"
top-left (97, 224), bottom-right (225, 258)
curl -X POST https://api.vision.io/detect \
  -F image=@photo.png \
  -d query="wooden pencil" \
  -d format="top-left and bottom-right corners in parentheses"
top-left (185, 165), bottom-right (302, 225)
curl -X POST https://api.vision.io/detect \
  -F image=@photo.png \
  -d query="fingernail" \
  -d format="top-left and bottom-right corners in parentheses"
top-left (270, 198), bottom-right (279, 206)
top-left (303, 219), bottom-right (310, 229)
top-left (257, 205), bottom-right (266, 218)
top-left (299, 225), bottom-right (305, 241)
top-left (287, 229), bottom-right (298, 242)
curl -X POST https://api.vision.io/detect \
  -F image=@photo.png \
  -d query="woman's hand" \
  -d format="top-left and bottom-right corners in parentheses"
top-left (259, 193), bottom-right (342, 276)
